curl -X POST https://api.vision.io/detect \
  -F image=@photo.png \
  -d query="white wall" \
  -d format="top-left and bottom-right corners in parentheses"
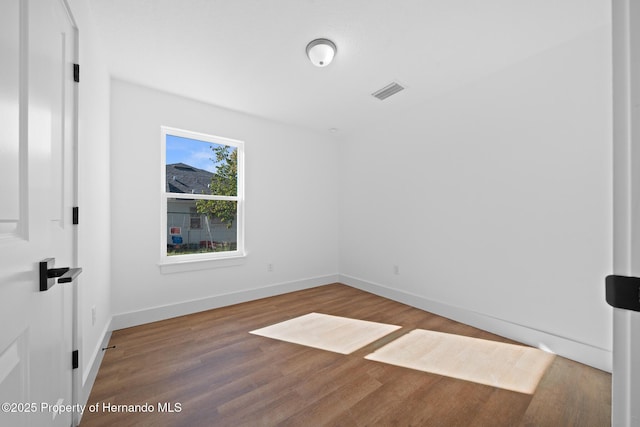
top-left (110, 80), bottom-right (340, 327)
top-left (67, 0), bottom-right (112, 405)
top-left (339, 26), bottom-right (613, 370)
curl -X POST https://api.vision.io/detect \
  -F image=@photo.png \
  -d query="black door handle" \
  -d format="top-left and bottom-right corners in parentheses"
top-left (39, 258), bottom-right (83, 291)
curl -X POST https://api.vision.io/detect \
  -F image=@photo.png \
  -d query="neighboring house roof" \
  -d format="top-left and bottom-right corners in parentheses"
top-left (166, 163), bottom-right (214, 194)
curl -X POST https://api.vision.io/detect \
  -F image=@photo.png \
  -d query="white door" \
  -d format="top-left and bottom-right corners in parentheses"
top-left (612, 1), bottom-right (640, 426)
top-left (0, 0), bottom-right (78, 426)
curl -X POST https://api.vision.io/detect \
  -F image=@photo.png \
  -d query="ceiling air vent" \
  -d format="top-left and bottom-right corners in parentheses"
top-left (372, 82), bottom-right (404, 100)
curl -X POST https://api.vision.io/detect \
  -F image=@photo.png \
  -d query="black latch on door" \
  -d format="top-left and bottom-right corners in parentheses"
top-left (606, 275), bottom-right (640, 312)
top-left (39, 258), bottom-right (82, 292)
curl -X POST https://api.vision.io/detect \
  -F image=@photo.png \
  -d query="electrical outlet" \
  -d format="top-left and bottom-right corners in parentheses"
top-left (393, 265), bottom-right (400, 275)
top-left (268, 263), bottom-right (274, 272)
top-left (91, 306), bottom-right (96, 326)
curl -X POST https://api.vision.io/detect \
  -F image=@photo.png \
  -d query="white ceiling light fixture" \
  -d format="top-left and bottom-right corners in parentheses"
top-left (306, 38), bottom-right (337, 67)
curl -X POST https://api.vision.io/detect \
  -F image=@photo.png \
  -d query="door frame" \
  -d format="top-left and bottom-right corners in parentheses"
top-left (612, 0), bottom-right (640, 425)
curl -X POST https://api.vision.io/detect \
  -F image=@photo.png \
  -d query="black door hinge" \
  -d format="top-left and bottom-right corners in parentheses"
top-left (72, 350), bottom-right (79, 369)
top-left (73, 64), bottom-right (80, 83)
top-left (72, 207), bottom-right (79, 225)
top-left (606, 275), bottom-right (640, 312)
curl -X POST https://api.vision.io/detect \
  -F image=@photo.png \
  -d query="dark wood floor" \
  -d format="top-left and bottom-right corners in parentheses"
top-left (80, 284), bottom-right (611, 426)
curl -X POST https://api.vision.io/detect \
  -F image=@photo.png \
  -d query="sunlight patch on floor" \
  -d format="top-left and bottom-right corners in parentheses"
top-left (365, 329), bottom-right (555, 394)
top-left (249, 312), bottom-right (401, 354)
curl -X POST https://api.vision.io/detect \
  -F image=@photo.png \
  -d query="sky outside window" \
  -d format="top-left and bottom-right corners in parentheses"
top-left (166, 134), bottom-right (229, 172)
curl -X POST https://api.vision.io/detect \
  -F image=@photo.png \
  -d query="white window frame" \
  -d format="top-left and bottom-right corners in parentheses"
top-left (159, 126), bottom-right (245, 270)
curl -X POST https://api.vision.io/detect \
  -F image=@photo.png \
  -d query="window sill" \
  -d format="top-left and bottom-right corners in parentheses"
top-left (158, 252), bottom-right (247, 274)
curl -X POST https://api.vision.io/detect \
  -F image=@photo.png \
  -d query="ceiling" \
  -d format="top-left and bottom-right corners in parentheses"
top-left (88, 0), bottom-right (608, 137)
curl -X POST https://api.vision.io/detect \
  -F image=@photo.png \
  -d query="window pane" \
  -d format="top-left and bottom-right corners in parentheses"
top-left (166, 134), bottom-right (237, 196)
top-left (167, 198), bottom-right (237, 256)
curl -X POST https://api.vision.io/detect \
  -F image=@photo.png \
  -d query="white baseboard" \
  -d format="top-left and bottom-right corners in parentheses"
top-left (340, 274), bottom-right (612, 372)
top-left (111, 274), bottom-right (340, 331)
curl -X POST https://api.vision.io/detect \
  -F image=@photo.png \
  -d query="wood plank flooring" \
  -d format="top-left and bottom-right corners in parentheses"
top-left (80, 283), bottom-right (611, 426)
